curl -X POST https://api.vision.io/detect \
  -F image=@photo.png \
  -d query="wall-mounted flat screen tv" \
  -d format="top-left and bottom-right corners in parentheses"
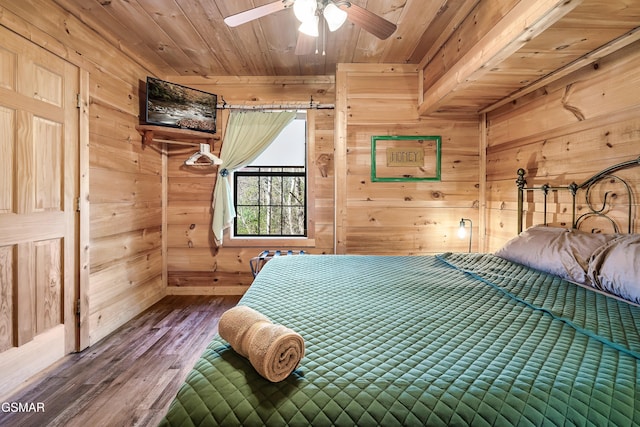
top-left (145, 76), bottom-right (217, 134)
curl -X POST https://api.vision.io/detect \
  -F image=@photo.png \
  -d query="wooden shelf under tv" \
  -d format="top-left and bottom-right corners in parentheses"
top-left (136, 125), bottom-right (220, 146)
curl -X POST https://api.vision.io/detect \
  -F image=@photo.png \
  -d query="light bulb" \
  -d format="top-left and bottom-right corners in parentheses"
top-left (293, 0), bottom-right (317, 23)
top-left (298, 16), bottom-right (319, 37)
top-left (323, 3), bottom-right (348, 31)
top-left (457, 218), bottom-right (467, 239)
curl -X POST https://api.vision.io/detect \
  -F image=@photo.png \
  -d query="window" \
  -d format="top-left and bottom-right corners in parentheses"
top-left (233, 112), bottom-right (307, 237)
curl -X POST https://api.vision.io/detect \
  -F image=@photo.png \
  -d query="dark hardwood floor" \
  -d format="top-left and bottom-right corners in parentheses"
top-left (0, 295), bottom-right (241, 427)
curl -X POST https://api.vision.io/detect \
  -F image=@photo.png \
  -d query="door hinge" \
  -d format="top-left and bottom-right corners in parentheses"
top-left (76, 196), bottom-right (81, 212)
top-left (76, 93), bottom-right (82, 109)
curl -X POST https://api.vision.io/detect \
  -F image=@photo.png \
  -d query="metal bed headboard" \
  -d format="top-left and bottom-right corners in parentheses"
top-left (517, 155), bottom-right (640, 234)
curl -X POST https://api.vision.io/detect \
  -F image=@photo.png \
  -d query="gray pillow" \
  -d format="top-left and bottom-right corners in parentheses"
top-left (495, 225), bottom-right (618, 285)
top-left (587, 234), bottom-right (640, 303)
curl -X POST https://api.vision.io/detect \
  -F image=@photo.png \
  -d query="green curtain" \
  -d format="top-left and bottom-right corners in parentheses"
top-left (212, 111), bottom-right (296, 244)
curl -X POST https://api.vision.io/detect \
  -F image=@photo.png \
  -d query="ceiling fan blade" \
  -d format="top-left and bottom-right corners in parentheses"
top-left (295, 33), bottom-right (317, 55)
top-left (224, 1), bottom-right (290, 27)
top-left (339, 3), bottom-right (397, 40)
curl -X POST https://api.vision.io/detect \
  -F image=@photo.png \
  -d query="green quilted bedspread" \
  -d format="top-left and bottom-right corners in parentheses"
top-left (160, 254), bottom-right (640, 426)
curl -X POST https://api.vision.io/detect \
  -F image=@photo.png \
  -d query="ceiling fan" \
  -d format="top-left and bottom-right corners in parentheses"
top-left (224, 0), bottom-right (397, 55)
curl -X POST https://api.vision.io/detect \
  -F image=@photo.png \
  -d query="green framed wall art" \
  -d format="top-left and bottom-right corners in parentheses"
top-left (371, 135), bottom-right (441, 182)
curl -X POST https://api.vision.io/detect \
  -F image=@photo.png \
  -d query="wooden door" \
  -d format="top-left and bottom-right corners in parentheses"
top-left (0, 25), bottom-right (79, 399)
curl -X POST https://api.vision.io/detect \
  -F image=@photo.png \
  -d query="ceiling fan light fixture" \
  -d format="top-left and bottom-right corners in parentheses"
top-left (323, 3), bottom-right (348, 32)
top-left (298, 15), bottom-right (319, 37)
top-left (293, 0), bottom-right (317, 23)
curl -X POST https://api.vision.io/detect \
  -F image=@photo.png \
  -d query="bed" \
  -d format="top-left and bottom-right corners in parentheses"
top-left (160, 158), bottom-right (640, 426)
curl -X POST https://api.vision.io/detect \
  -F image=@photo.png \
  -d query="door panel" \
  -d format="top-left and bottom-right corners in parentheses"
top-left (0, 46), bottom-right (16, 90)
top-left (0, 106), bottom-right (14, 214)
top-left (0, 25), bottom-right (78, 399)
top-left (33, 117), bottom-right (63, 211)
top-left (16, 242), bottom-right (35, 346)
top-left (0, 246), bottom-right (14, 352)
top-left (33, 64), bottom-right (63, 107)
top-left (35, 239), bottom-right (63, 333)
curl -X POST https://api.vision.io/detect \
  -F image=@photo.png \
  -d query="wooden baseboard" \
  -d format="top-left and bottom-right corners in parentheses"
top-left (166, 286), bottom-right (249, 296)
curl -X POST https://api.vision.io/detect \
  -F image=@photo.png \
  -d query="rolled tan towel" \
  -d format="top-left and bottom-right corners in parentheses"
top-left (219, 305), bottom-right (270, 358)
top-left (247, 323), bottom-right (305, 382)
top-left (218, 305), bottom-right (305, 382)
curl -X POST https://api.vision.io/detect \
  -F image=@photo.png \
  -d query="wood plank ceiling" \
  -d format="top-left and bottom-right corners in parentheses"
top-left (49, 0), bottom-right (640, 114)
top-left (53, 0), bottom-right (462, 77)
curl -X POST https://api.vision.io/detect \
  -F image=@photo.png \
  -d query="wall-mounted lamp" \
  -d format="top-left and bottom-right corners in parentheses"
top-left (458, 218), bottom-right (473, 253)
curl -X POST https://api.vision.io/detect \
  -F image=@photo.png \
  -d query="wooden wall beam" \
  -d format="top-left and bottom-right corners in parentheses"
top-left (418, 0), bottom-right (583, 116)
top-left (334, 65), bottom-right (348, 254)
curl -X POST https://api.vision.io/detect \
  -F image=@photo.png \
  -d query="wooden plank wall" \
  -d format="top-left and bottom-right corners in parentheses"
top-left (164, 76), bottom-right (336, 294)
top-left (0, 0), bottom-right (166, 347)
top-left (336, 64), bottom-right (481, 255)
top-left (485, 41), bottom-right (640, 251)
top-left (88, 99), bottom-right (164, 345)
